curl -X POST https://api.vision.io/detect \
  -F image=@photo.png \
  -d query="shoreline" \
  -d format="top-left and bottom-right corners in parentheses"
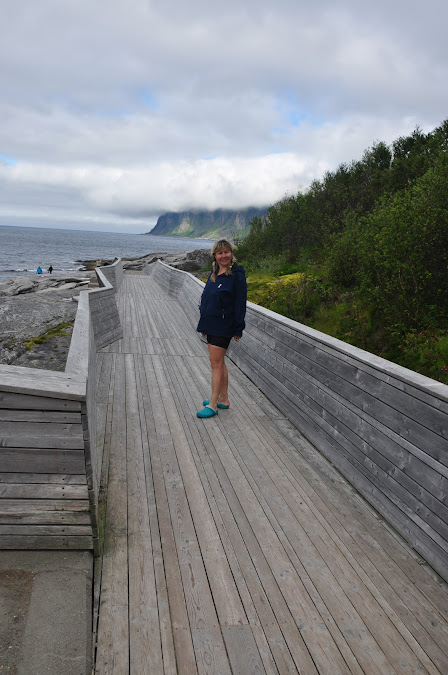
top-left (0, 249), bottom-right (211, 371)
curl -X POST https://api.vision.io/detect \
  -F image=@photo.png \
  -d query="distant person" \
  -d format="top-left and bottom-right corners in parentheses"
top-left (196, 239), bottom-right (247, 418)
top-left (36, 266), bottom-right (43, 274)
top-left (48, 265), bottom-right (53, 274)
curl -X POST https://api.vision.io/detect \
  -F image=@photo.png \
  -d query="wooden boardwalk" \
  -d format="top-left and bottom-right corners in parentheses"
top-left (93, 274), bottom-right (448, 674)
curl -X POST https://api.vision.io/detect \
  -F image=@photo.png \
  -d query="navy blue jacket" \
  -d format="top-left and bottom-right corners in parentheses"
top-left (197, 264), bottom-right (247, 337)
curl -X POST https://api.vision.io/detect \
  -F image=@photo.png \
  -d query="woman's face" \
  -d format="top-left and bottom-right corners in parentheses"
top-left (215, 247), bottom-right (232, 269)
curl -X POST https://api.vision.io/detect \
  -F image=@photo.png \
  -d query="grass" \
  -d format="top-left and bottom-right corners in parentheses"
top-left (24, 321), bottom-right (74, 351)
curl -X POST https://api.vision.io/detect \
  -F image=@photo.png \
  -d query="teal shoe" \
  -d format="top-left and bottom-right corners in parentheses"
top-left (203, 399), bottom-right (230, 409)
top-left (197, 406), bottom-right (218, 418)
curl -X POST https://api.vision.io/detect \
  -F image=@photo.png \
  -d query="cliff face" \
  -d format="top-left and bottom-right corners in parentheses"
top-left (146, 207), bottom-right (267, 239)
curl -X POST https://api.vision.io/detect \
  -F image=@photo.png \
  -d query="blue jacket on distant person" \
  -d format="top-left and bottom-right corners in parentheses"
top-left (197, 263), bottom-right (247, 337)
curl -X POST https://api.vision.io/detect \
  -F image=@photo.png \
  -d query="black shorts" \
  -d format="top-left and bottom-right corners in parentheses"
top-left (207, 334), bottom-right (232, 349)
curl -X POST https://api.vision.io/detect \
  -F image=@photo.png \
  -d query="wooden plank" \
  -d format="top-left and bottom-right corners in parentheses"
top-left (0, 524), bottom-right (92, 536)
top-left (0, 499), bottom-right (90, 513)
top-left (228, 361), bottom-right (448, 668)
top-left (95, 354), bottom-right (129, 674)
top-left (171, 355), bottom-right (320, 674)
top-left (163, 356), bottom-right (297, 674)
top-left (0, 409), bottom-right (81, 423)
top-left (153, 355), bottom-right (248, 628)
top-left (0, 510), bottom-right (91, 525)
top-left (125, 353), bottom-right (164, 673)
top-left (0, 473), bottom-right (86, 484)
top-left (233, 345), bottom-right (448, 533)
top-left (241, 324), bottom-right (448, 468)
top-left (145, 355), bottom-right (231, 670)
top-left (219, 407), bottom-right (439, 673)
top-left (197, 351), bottom-right (447, 673)
top-left (234, 346), bottom-right (448, 537)
top-left (134, 353), bottom-right (183, 674)
top-left (0, 364), bottom-right (86, 399)
top-left (270, 335), bottom-right (448, 466)
top-left (0, 391), bottom-right (81, 411)
top-left (0, 421), bottom-right (84, 449)
top-left (222, 625), bottom-right (267, 675)
top-left (213, 407), bottom-right (384, 673)
top-left (137, 354), bottom-right (200, 673)
top-left (0, 535), bottom-right (93, 549)
top-left (237, 355), bottom-right (448, 580)
top-left (0, 448), bottom-right (86, 474)
top-left (0, 483), bottom-right (88, 499)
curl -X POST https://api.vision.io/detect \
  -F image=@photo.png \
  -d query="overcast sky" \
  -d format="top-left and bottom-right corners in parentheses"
top-left (1, 0), bottom-right (447, 233)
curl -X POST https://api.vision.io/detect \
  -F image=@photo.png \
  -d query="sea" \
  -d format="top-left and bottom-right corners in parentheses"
top-left (0, 225), bottom-right (215, 281)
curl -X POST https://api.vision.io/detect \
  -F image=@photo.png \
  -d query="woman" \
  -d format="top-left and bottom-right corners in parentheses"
top-left (196, 239), bottom-right (247, 418)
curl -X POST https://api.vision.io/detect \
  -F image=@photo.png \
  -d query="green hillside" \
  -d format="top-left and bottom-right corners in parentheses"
top-left (237, 121), bottom-right (448, 383)
top-left (147, 207), bottom-right (268, 240)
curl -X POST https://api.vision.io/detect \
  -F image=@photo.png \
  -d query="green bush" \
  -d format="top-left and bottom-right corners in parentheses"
top-left (357, 153), bottom-right (448, 330)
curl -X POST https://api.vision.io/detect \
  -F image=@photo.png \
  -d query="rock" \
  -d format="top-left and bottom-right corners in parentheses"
top-left (79, 249), bottom-right (213, 275)
top-left (0, 272), bottom-right (96, 370)
top-left (0, 251), bottom-right (211, 372)
top-left (122, 249), bottom-right (212, 275)
top-left (0, 278), bottom-right (38, 297)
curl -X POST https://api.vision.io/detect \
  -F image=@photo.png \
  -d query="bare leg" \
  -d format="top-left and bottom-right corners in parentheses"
top-left (208, 344), bottom-right (227, 410)
top-left (219, 360), bottom-right (230, 407)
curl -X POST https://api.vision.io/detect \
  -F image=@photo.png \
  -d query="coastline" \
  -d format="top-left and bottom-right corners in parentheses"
top-left (0, 249), bottom-right (211, 371)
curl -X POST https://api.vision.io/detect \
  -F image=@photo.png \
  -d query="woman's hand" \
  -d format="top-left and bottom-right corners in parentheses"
top-left (233, 336), bottom-right (241, 342)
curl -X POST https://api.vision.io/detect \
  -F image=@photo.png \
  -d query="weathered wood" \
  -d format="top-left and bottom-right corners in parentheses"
top-left (64, 291), bottom-right (90, 378)
top-left (0, 473), bottom-right (86, 484)
top-left (0, 448), bottom-right (86, 474)
top-left (0, 535), bottom-right (93, 549)
top-left (0, 391), bottom-right (81, 411)
top-left (164, 354), bottom-right (315, 673)
top-left (0, 510), bottom-right (93, 525)
top-left (0, 364), bottom-right (86, 399)
top-left (0, 483), bottom-right (88, 499)
top-left (0, 409), bottom-right (82, 423)
top-left (134, 353), bottom-right (183, 674)
top-left (87, 271), bottom-right (448, 674)
top-left (125, 353), bottom-right (164, 674)
top-left (94, 354), bottom-right (129, 674)
top-left (0, 499), bottom-right (90, 513)
top-left (0, 420), bottom-right (84, 449)
top-left (0, 524), bottom-right (92, 535)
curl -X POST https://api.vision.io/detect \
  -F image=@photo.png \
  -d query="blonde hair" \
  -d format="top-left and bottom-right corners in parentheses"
top-left (211, 239), bottom-right (236, 282)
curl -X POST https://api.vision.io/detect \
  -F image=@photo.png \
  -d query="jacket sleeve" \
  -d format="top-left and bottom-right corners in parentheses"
top-left (233, 269), bottom-right (247, 336)
top-left (199, 273), bottom-right (211, 314)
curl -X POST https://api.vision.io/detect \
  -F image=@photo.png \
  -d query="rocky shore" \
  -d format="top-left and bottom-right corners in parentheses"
top-left (0, 249), bottom-right (211, 371)
top-left (78, 248), bottom-right (212, 273)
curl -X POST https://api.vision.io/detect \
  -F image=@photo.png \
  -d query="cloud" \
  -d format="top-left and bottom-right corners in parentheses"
top-left (0, 0), bottom-right (447, 232)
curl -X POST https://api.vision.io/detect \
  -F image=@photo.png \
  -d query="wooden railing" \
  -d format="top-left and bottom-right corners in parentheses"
top-left (0, 260), bottom-right (123, 552)
top-left (152, 260), bottom-right (448, 583)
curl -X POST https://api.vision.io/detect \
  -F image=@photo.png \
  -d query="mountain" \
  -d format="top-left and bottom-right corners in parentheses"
top-left (146, 207), bottom-right (268, 240)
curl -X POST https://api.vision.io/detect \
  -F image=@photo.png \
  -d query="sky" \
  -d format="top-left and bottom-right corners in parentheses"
top-left (0, 0), bottom-right (447, 234)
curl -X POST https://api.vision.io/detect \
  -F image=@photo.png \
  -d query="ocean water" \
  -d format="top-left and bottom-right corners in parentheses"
top-left (0, 225), bottom-right (214, 281)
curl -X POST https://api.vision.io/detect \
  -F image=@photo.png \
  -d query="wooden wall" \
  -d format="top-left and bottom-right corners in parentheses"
top-left (0, 262), bottom-right (124, 551)
top-left (153, 261), bottom-right (448, 583)
top-left (90, 267), bottom-right (123, 349)
top-left (98, 258), bottom-right (124, 293)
